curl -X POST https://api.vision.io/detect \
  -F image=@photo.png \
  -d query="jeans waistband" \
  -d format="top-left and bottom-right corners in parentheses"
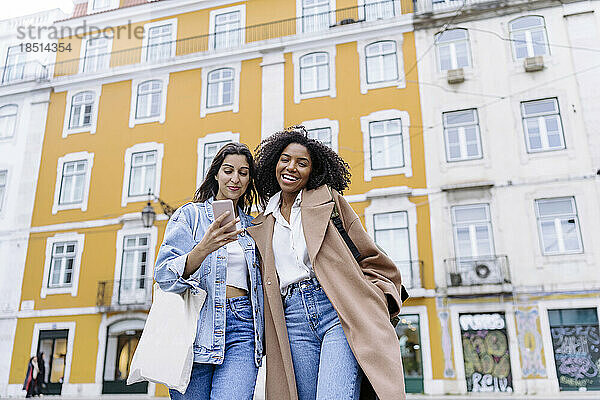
top-left (283, 277), bottom-right (320, 299)
top-left (226, 295), bottom-right (250, 306)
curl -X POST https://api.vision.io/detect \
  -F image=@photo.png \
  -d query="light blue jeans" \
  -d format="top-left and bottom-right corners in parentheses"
top-left (169, 296), bottom-right (258, 400)
top-left (283, 278), bottom-right (362, 400)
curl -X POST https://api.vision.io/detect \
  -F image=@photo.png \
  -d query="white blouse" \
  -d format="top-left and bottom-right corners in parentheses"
top-left (265, 191), bottom-right (314, 294)
top-left (225, 239), bottom-right (249, 291)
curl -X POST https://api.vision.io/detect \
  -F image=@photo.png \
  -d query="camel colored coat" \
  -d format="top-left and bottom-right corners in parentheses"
top-left (247, 185), bottom-right (406, 400)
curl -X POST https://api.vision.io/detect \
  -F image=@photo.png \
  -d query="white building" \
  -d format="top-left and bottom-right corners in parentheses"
top-left (414, 0), bottom-right (600, 396)
top-left (0, 9), bottom-right (67, 397)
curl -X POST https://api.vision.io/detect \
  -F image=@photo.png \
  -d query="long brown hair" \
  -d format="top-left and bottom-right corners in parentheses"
top-left (193, 142), bottom-right (257, 214)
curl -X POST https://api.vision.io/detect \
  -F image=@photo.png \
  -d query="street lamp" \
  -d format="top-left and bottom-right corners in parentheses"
top-left (140, 189), bottom-right (176, 227)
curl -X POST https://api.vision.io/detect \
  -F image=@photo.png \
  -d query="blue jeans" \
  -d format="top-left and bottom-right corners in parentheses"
top-left (169, 296), bottom-right (258, 400)
top-left (283, 278), bottom-right (362, 400)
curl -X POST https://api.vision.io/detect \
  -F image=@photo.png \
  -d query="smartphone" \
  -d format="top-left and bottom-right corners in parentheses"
top-left (212, 199), bottom-right (236, 233)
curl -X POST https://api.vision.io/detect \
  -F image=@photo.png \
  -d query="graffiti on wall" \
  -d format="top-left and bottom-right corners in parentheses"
top-left (552, 325), bottom-right (600, 390)
top-left (460, 313), bottom-right (513, 393)
top-left (515, 308), bottom-right (547, 378)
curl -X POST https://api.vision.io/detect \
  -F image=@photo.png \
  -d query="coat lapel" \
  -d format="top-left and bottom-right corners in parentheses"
top-left (301, 186), bottom-right (334, 265)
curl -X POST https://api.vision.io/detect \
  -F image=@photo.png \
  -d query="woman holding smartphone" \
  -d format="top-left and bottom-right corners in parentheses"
top-left (154, 143), bottom-right (263, 400)
top-left (248, 127), bottom-right (406, 400)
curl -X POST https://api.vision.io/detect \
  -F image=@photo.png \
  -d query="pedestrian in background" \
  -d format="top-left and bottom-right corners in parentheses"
top-left (23, 356), bottom-right (39, 398)
top-left (154, 143), bottom-right (264, 400)
top-left (249, 127), bottom-right (406, 400)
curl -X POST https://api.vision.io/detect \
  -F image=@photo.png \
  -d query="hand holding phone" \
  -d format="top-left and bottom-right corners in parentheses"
top-left (212, 199), bottom-right (236, 233)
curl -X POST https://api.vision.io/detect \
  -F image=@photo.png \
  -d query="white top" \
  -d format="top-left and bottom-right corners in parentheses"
top-left (225, 240), bottom-right (248, 291)
top-left (265, 191), bottom-right (314, 294)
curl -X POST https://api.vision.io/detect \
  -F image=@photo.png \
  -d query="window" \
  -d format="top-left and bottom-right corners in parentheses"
top-left (41, 232), bottom-right (85, 297)
top-left (59, 160), bottom-right (87, 205)
top-left (82, 36), bottom-right (110, 73)
top-left (196, 132), bottom-right (239, 185)
top-left (0, 104), bottom-right (18, 139)
top-left (366, 41), bottom-right (398, 83)
top-left (52, 152), bottom-right (94, 214)
top-left (396, 315), bottom-right (424, 392)
top-left (369, 118), bottom-right (404, 170)
top-left (128, 151), bottom-right (157, 197)
top-left (119, 235), bottom-right (151, 304)
top-left (535, 197), bottom-right (583, 255)
top-left (360, 109), bottom-right (411, 181)
top-left (3, 45), bottom-right (26, 83)
top-left (301, 0), bottom-right (331, 33)
top-left (451, 204), bottom-right (495, 260)
top-left (0, 170), bottom-right (7, 211)
top-left (435, 29), bottom-right (470, 71)
top-left (207, 68), bottom-right (234, 108)
top-left (307, 127), bottom-right (332, 148)
top-left (443, 109), bottom-right (482, 162)
top-left (91, 0), bottom-right (111, 10)
top-left (145, 24), bottom-right (173, 62)
top-left (214, 11), bottom-right (241, 49)
top-left (300, 52), bottom-right (329, 93)
top-left (37, 329), bottom-right (69, 394)
top-left (521, 98), bottom-right (565, 152)
top-left (122, 143), bottom-right (164, 206)
top-left (63, 87), bottom-right (101, 136)
top-left (69, 92), bottom-right (94, 129)
top-left (374, 212), bottom-right (414, 286)
top-left (509, 16), bottom-right (549, 59)
top-left (136, 80), bottom-right (162, 119)
top-left (362, 0), bottom-right (395, 21)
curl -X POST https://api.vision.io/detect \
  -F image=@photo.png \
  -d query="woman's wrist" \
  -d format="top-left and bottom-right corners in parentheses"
top-left (183, 244), bottom-right (208, 279)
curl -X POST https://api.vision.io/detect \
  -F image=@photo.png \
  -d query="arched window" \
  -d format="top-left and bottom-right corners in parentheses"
top-left (207, 68), bottom-right (234, 108)
top-left (0, 104), bottom-right (18, 139)
top-left (365, 41), bottom-right (398, 83)
top-left (509, 16), bottom-right (549, 59)
top-left (435, 29), bottom-right (471, 71)
top-left (69, 91), bottom-right (95, 129)
top-left (300, 52), bottom-right (329, 93)
top-left (135, 80), bottom-right (163, 119)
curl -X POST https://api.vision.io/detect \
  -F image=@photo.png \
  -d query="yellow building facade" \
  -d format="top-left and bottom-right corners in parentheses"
top-left (7, 0), bottom-right (445, 397)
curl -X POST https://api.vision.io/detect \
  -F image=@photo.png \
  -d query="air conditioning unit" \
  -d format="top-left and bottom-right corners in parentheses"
top-left (339, 18), bottom-right (357, 25)
top-left (447, 68), bottom-right (464, 84)
top-left (524, 56), bottom-right (544, 72)
top-left (463, 261), bottom-right (502, 285)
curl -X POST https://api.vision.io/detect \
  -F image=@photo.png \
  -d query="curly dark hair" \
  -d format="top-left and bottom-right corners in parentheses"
top-left (254, 126), bottom-right (351, 206)
top-left (193, 142), bottom-right (257, 214)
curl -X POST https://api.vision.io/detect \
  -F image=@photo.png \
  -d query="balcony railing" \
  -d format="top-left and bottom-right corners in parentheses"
top-left (1, 61), bottom-right (48, 85)
top-left (50, 0), bottom-right (413, 79)
top-left (414, 0), bottom-right (499, 14)
top-left (444, 255), bottom-right (510, 287)
top-left (394, 260), bottom-right (424, 289)
top-left (97, 278), bottom-right (153, 310)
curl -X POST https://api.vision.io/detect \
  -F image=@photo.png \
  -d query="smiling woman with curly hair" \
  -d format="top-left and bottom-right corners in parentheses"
top-left (247, 127), bottom-right (407, 400)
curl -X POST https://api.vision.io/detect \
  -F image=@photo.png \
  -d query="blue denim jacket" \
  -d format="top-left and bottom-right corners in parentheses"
top-left (154, 198), bottom-right (264, 367)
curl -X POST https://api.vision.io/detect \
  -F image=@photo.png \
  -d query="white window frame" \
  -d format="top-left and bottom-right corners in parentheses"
top-left (296, 0), bottom-right (336, 34)
top-left (128, 74), bottom-right (169, 128)
top-left (292, 46), bottom-right (336, 103)
top-left (112, 225), bottom-right (158, 306)
top-left (87, 0), bottom-right (119, 13)
top-left (62, 86), bottom-right (102, 137)
top-left (79, 34), bottom-right (113, 74)
top-left (3, 45), bottom-right (27, 83)
top-left (509, 15), bottom-right (549, 60)
top-left (0, 169), bottom-right (7, 213)
top-left (300, 118), bottom-right (339, 152)
top-left (41, 232), bottom-right (85, 298)
top-left (442, 108), bottom-right (483, 162)
top-left (52, 152), bottom-right (94, 215)
top-left (196, 131), bottom-right (240, 187)
top-left (209, 5), bottom-right (246, 51)
top-left (535, 197), bottom-right (583, 256)
top-left (121, 142), bottom-right (164, 207)
top-left (435, 28), bottom-right (472, 72)
top-left (141, 18), bottom-right (177, 63)
top-left (357, 0), bottom-right (401, 21)
top-left (0, 104), bottom-right (18, 140)
top-left (200, 62), bottom-right (241, 117)
top-left (357, 36), bottom-right (405, 94)
top-left (521, 98), bottom-right (565, 153)
top-left (360, 109), bottom-right (412, 181)
top-left (30, 322), bottom-right (76, 385)
top-left (451, 203), bottom-right (495, 260)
